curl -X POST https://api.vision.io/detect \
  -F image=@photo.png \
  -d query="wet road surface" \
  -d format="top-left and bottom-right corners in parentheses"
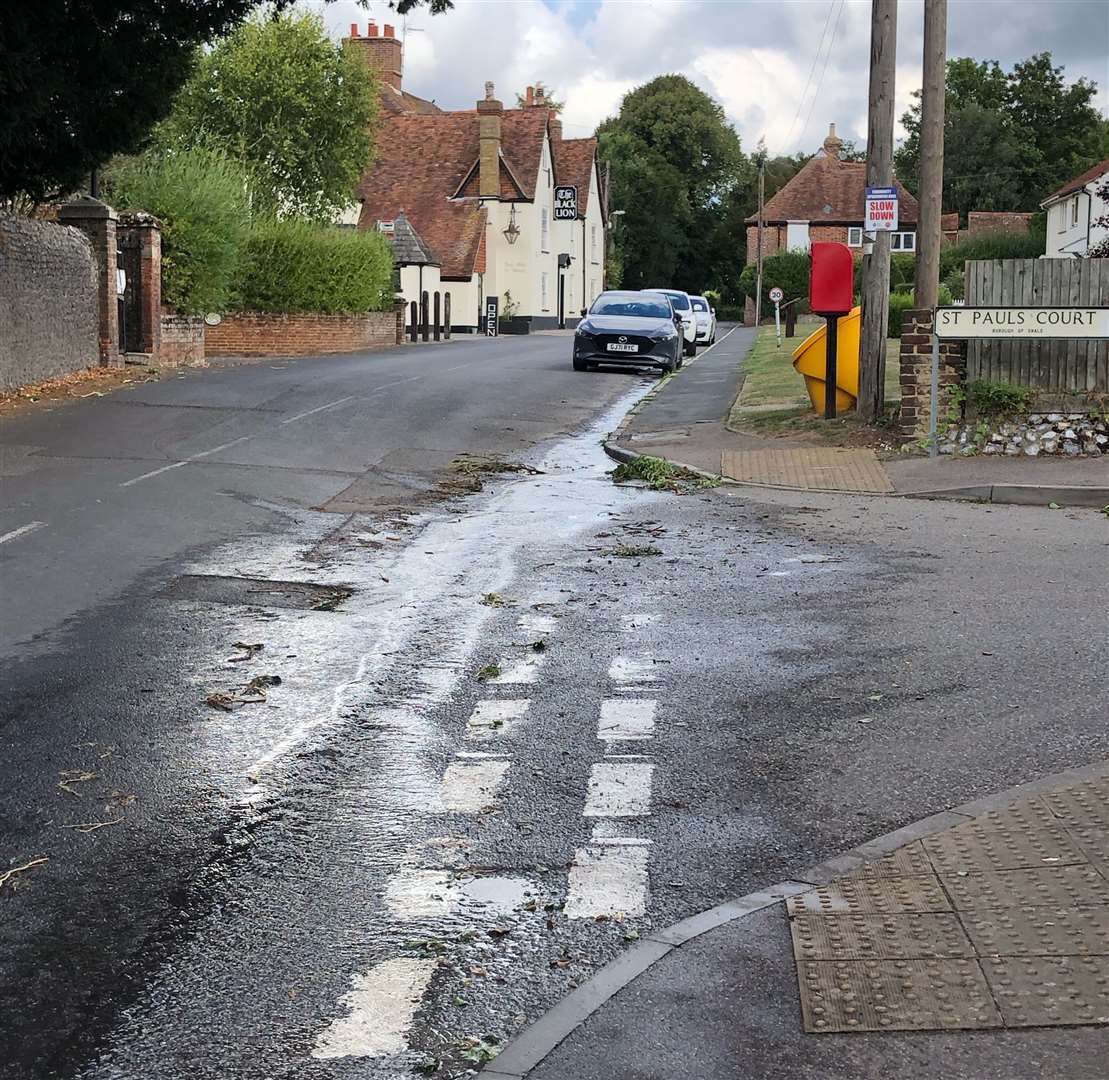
top-left (2, 332), bottom-right (1106, 1079)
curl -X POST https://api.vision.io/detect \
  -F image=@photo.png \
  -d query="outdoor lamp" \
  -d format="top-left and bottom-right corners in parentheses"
top-left (503, 205), bottom-right (521, 245)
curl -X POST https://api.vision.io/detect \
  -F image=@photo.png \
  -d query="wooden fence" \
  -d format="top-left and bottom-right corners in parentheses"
top-left (965, 258), bottom-right (1109, 394)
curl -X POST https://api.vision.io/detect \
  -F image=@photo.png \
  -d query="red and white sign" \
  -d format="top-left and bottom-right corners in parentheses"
top-left (769, 286), bottom-right (784, 304)
top-left (864, 186), bottom-right (898, 232)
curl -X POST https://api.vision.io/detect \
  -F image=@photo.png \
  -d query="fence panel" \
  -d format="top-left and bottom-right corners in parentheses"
top-left (965, 259), bottom-right (1108, 392)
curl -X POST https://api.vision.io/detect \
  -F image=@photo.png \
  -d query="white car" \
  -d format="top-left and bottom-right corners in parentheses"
top-left (690, 295), bottom-right (716, 345)
top-left (643, 289), bottom-right (697, 357)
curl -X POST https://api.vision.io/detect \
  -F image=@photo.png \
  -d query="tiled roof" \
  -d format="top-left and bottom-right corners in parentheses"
top-left (358, 107), bottom-right (555, 279)
top-left (967, 210), bottom-right (1034, 235)
top-left (553, 137), bottom-right (597, 218)
top-left (387, 212), bottom-right (439, 266)
top-left (1042, 159), bottom-right (1109, 204)
top-left (746, 154), bottom-right (919, 225)
top-left (381, 85), bottom-right (443, 115)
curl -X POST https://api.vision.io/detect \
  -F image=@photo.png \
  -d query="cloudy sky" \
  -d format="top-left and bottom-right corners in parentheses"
top-left (312, 0), bottom-right (1108, 156)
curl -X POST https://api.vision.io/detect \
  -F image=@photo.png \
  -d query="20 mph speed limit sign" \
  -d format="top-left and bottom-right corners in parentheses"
top-left (769, 287), bottom-right (783, 303)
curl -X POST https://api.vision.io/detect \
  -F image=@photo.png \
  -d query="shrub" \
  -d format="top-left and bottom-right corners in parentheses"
top-left (964, 380), bottom-right (1036, 418)
top-left (105, 147), bottom-right (249, 314)
top-left (886, 285), bottom-right (954, 337)
top-left (737, 251), bottom-right (810, 306)
top-left (716, 303), bottom-right (745, 322)
top-left (232, 219), bottom-right (393, 313)
top-left (938, 232), bottom-right (1043, 279)
top-left (942, 267), bottom-right (965, 300)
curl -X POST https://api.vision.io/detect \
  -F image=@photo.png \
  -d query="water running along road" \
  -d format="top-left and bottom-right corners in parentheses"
top-left (2, 331), bottom-right (1105, 1079)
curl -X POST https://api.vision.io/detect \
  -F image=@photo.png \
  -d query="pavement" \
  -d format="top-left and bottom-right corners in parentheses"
top-left (2, 331), bottom-right (1107, 1080)
top-left (611, 327), bottom-right (1109, 507)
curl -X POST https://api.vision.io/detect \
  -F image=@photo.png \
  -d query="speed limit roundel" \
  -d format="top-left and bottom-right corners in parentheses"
top-left (768, 286), bottom-right (784, 303)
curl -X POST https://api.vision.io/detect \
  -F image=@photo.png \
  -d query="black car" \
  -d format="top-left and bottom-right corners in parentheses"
top-left (572, 291), bottom-right (683, 374)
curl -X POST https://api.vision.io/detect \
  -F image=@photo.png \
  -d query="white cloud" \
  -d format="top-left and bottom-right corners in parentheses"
top-left (310, 0), bottom-right (1107, 155)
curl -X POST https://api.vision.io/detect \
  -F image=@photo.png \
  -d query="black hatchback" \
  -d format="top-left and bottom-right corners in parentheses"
top-left (572, 291), bottom-right (683, 374)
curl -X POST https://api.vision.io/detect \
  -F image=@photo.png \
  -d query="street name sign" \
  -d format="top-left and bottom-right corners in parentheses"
top-left (553, 185), bottom-right (578, 220)
top-left (864, 186), bottom-right (898, 231)
top-left (935, 306), bottom-right (1109, 339)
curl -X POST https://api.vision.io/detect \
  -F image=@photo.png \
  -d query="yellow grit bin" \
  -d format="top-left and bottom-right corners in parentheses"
top-left (791, 305), bottom-right (861, 414)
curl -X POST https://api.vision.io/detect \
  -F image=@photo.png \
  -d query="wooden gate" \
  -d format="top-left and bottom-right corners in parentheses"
top-left (965, 259), bottom-right (1109, 392)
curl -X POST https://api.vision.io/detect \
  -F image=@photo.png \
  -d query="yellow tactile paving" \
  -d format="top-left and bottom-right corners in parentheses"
top-left (720, 448), bottom-right (894, 494)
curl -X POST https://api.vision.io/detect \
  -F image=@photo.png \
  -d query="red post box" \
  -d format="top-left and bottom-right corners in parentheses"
top-left (808, 242), bottom-right (854, 420)
top-left (809, 242), bottom-right (854, 315)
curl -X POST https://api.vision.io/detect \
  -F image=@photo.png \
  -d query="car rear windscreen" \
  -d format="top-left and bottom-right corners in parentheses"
top-left (662, 292), bottom-right (690, 310)
top-left (592, 297), bottom-right (671, 319)
top-left (691, 299), bottom-right (706, 310)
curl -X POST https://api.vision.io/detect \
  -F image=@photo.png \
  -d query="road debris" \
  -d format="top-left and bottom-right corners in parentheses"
top-left (604, 543), bottom-right (662, 558)
top-left (61, 818), bottom-right (121, 833)
top-left (0, 857), bottom-right (48, 892)
top-left (57, 770), bottom-right (98, 797)
top-left (227, 642), bottom-right (265, 663)
top-left (476, 663), bottom-right (501, 681)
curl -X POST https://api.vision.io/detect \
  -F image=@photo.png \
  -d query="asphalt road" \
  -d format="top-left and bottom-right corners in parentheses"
top-left (1, 330), bottom-right (1105, 1080)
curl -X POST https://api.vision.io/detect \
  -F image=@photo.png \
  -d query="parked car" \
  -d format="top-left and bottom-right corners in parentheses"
top-left (572, 291), bottom-right (683, 374)
top-left (690, 295), bottom-right (716, 345)
top-left (643, 289), bottom-right (697, 356)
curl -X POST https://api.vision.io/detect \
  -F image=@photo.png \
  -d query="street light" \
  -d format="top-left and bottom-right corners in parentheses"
top-left (503, 204), bottom-right (521, 245)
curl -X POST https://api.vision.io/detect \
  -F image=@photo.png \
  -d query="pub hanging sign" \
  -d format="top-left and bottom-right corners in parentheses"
top-left (553, 185), bottom-right (578, 220)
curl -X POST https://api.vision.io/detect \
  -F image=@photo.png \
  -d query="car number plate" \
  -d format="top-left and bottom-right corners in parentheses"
top-left (606, 343), bottom-right (638, 352)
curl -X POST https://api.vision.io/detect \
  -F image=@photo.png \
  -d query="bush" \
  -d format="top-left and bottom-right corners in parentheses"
top-left (964, 379), bottom-right (1036, 418)
top-left (886, 285), bottom-right (954, 337)
top-left (105, 147), bottom-right (249, 314)
top-left (232, 219), bottom-right (393, 313)
top-left (942, 267), bottom-right (965, 300)
top-left (938, 232), bottom-right (1044, 279)
top-left (737, 251), bottom-right (810, 306)
top-left (716, 303), bottom-right (745, 322)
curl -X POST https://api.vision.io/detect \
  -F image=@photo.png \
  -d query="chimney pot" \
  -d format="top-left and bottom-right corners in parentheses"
top-left (485, 81), bottom-right (495, 101)
top-left (535, 85), bottom-right (546, 104)
top-left (368, 21), bottom-right (378, 36)
top-left (525, 86), bottom-right (534, 107)
top-left (384, 24), bottom-right (395, 38)
top-left (349, 22), bottom-right (359, 37)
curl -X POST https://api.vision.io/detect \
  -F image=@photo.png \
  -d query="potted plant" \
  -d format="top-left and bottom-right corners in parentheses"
top-left (498, 290), bottom-right (531, 335)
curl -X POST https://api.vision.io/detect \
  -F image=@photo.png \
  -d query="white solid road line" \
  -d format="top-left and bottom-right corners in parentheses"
top-left (119, 435), bottom-right (252, 488)
top-left (598, 699), bottom-right (657, 742)
top-left (582, 761), bottom-right (654, 817)
top-left (280, 395), bottom-right (356, 425)
top-left (438, 758), bottom-right (511, 813)
top-left (0, 521), bottom-right (46, 546)
top-left (466, 698), bottom-right (530, 739)
top-left (563, 844), bottom-right (650, 918)
top-left (312, 956), bottom-right (437, 1058)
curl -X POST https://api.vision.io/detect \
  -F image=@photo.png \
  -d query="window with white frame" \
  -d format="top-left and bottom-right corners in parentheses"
top-left (591, 225), bottom-right (598, 262)
top-left (541, 272), bottom-right (550, 310)
top-left (890, 231), bottom-right (916, 252)
top-left (847, 227), bottom-right (863, 247)
top-left (541, 207), bottom-right (550, 252)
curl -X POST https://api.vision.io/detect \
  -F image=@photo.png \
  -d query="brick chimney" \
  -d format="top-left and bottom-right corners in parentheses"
top-left (477, 81), bottom-right (503, 198)
top-left (344, 22), bottom-right (403, 92)
top-left (525, 85), bottom-right (535, 107)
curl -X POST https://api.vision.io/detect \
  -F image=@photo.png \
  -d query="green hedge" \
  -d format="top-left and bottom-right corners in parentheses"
top-left (938, 233), bottom-right (1043, 279)
top-left (737, 251), bottom-right (810, 307)
top-left (887, 285), bottom-right (954, 337)
top-left (232, 219), bottom-right (393, 313)
top-left (105, 147), bottom-right (250, 314)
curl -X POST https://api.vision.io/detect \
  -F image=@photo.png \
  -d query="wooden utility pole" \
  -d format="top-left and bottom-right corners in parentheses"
top-left (914, 0), bottom-right (947, 310)
top-left (857, 0), bottom-right (897, 422)
top-left (754, 153), bottom-right (766, 328)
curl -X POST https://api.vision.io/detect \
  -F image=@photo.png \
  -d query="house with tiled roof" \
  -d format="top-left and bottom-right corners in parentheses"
top-left (1040, 158), bottom-right (1109, 257)
top-left (745, 124), bottom-right (922, 263)
top-left (346, 23), bottom-right (606, 331)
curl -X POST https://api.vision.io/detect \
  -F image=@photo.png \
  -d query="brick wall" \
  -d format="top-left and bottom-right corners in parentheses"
top-left (204, 311), bottom-right (400, 357)
top-left (159, 313), bottom-right (206, 366)
top-left (898, 308), bottom-right (967, 443)
top-left (0, 213), bottom-right (99, 390)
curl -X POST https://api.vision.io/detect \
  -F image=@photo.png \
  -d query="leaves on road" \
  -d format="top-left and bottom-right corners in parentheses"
top-left (476, 663), bottom-right (501, 681)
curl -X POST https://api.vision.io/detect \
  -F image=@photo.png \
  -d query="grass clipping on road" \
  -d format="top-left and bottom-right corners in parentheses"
top-left (612, 455), bottom-right (719, 493)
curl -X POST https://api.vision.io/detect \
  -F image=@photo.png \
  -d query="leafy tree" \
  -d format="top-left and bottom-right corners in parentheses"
top-left (0, 0), bottom-right (450, 203)
top-left (104, 147), bottom-right (250, 314)
top-left (155, 13), bottom-right (378, 222)
top-left (598, 75), bottom-right (746, 291)
top-left (895, 52), bottom-right (1104, 218)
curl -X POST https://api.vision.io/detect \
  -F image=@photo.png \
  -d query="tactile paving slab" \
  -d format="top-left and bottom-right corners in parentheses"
top-left (787, 873), bottom-right (951, 916)
top-left (845, 842), bottom-right (934, 880)
top-left (790, 912), bottom-right (975, 961)
top-left (719, 447), bottom-right (894, 494)
top-left (1041, 775), bottom-right (1109, 830)
top-left (922, 801), bottom-right (1089, 874)
top-left (798, 958), bottom-right (1002, 1033)
top-left (941, 865), bottom-right (1109, 910)
top-left (961, 905), bottom-right (1109, 957)
top-left (981, 955), bottom-right (1109, 1026)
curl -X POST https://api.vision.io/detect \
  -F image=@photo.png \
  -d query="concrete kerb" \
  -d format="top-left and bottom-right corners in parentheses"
top-left (480, 757), bottom-right (1109, 1079)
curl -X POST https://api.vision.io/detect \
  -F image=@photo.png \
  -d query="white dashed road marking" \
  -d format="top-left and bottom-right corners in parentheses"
top-left (0, 521), bottom-right (46, 546)
top-left (312, 956), bottom-right (436, 1059)
top-left (466, 698), bottom-right (530, 739)
top-left (582, 762), bottom-right (654, 818)
top-left (563, 844), bottom-right (650, 918)
top-left (608, 655), bottom-right (662, 685)
top-left (491, 652), bottom-right (544, 685)
top-left (384, 868), bottom-right (454, 919)
top-left (280, 395), bottom-right (356, 425)
top-left (119, 436), bottom-right (252, 487)
top-left (598, 699), bottom-right (657, 742)
top-left (438, 759), bottom-right (511, 813)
